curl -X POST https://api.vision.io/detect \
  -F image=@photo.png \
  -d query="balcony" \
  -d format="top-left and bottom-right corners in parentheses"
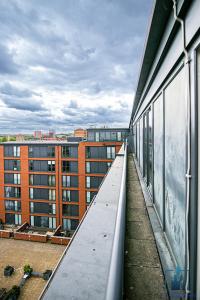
top-left (39, 144), bottom-right (169, 300)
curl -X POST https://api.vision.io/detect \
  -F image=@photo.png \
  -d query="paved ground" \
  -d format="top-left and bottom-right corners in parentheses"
top-left (0, 239), bottom-right (65, 299)
top-left (124, 154), bottom-right (168, 300)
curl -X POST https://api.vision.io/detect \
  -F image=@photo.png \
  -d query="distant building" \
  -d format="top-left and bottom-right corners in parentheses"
top-left (16, 134), bottom-right (25, 142)
top-left (74, 128), bottom-right (87, 138)
top-left (34, 131), bottom-right (42, 139)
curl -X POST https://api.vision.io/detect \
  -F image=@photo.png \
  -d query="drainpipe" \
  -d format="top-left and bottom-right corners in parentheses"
top-left (172, 1), bottom-right (191, 299)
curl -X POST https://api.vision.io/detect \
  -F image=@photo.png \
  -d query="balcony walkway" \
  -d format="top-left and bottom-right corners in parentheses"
top-left (124, 154), bottom-right (168, 300)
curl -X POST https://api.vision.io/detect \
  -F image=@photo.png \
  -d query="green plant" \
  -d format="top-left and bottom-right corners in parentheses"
top-left (23, 265), bottom-right (33, 275)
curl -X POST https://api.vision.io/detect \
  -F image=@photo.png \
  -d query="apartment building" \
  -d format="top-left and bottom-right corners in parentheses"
top-left (0, 128), bottom-right (128, 232)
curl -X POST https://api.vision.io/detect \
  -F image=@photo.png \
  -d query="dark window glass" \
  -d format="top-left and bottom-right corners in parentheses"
top-left (62, 161), bottom-right (78, 173)
top-left (4, 187), bottom-right (21, 198)
top-left (62, 190), bottom-right (79, 202)
top-left (62, 204), bottom-right (79, 217)
top-left (62, 146), bottom-right (78, 158)
top-left (4, 160), bottom-right (20, 171)
top-left (28, 146), bottom-right (55, 158)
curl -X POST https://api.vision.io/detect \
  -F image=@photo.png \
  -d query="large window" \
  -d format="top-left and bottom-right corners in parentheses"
top-left (4, 146), bottom-right (20, 157)
top-left (86, 146), bottom-right (115, 159)
top-left (30, 202), bottom-right (56, 214)
top-left (4, 160), bottom-right (20, 171)
top-left (164, 68), bottom-right (186, 268)
top-left (62, 204), bottom-right (79, 217)
top-left (29, 160), bottom-right (55, 172)
top-left (62, 190), bottom-right (78, 202)
top-left (5, 200), bottom-right (21, 212)
top-left (29, 188), bottom-right (55, 201)
top-left (86, 161), bottom-right (111, 174)
top-left (5, 213), bottom-right (21, 225)
top-left (62, 176), bottom-right (78, 187)
top-left (62, 218), bottom-right (79, 231)
top-left (29, 174), bottom-right (55, 186)
top-left (30, 215), bottom-right (56, 229)
top-left (62, 146), bottom-right (78, 158)
top-left (153, 95), bottom-right (163, 223)
top-left (62, 161), bottom-right (78, 173)
top-left (86, 191), bottom-right (97, 204)
top-left (28, 146), bottom-right (55, 158)
top-left (4, 173), bottom-right (20, 185)
top-left (4, 187), bottom-right (21, 198)
top-left (143, 108), bottom-right (153, 192)
top-left (86, 176), bottom-right (103, 189)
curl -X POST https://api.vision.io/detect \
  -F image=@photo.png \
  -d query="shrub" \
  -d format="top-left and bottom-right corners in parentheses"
top-left (23, 265), bottom-right (33, 275)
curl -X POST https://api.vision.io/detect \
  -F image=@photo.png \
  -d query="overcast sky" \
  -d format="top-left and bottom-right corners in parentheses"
top-left (0, 0), bottom-right (152, 134)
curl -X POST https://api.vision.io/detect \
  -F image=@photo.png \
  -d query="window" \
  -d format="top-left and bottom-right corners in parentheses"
top-left (15, 214), bottom-right (21, 225)
top-left (95, 132), bottom-right (100, 142)
top-left (29, 160), bottom-right (33, 171)
top-left (4, 173), bottom-right (20, 185)
top-left (30, 215), bottom-right (34, 226)
top-left (49, 217), bottom-right (56, 229)
top-left (5, 200), bottom-right (21, 212)
top-left (30, 202), bottom-right (34, 213)
top-left (13, 146), bottom-right (20, 157)
top-left (86, 176), bottom-right (103, 189)
top-left (62, 204), bottom-right (79, 217)
top-left (62, 161), bottom-right (78, 173)
top-left (62, 146), bottom-right (78, 158)
top-left (14, 174), bottom-right (20, 185)
top-left (85, 147), bottom-right (107, 159)
top-left (29, 175), bottom-right (33, 185)
top-left (62, 190), bottom-right (78, 202)
top-left (49, 189), bottom-right (56, 201)
top-left (48, 175), bottom-right (56, 186)
top-left (62, 218), bottom-right (79, 231)
top-left (47, 146), bottom-right (55, 157)
top-left (86, 191), bottom-right (97, 204)
top-left (62, 175), bottom-right (78, 187)
top-left (29, 188), bottom-right (34, 199)
top-left (4, 146), bottom-right (20, 157)
top-left (28, 146), bottom-right (55, 158)
top-left (86, 162), bottom-right (90, 173)
top-left (117, 132), bottom-right (122, 141)
top-left (4, 187), bottom-right (21, 198)
top-left (4, 160), bottom-right (20, 171)
top-left (5, 213), bottom-right (21, 225)
top-left (48, 161), bottom-right (55, 172)
top-left (86, 162), bottom-right (110, 174)
top-left (107, 147), bottom-right (115, 159)
top-left (50, 204), bottom-right (56, 215)
top-left (86, 176), bottom-right (90, 188)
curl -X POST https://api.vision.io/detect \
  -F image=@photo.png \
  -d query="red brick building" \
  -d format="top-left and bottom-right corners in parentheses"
top-left (0, 128), bottom-right (129, 231)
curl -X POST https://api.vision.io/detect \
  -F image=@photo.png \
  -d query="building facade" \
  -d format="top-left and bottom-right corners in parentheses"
top-left (0, 128), bottom-right (128, 232)
top-left (129, 0), bottom-right (200, 298)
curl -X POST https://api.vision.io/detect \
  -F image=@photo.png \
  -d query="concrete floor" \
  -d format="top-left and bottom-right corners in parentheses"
top-left (0, 239), bottom-right (65, 300)
top-left (124, 154), bottom-right (168, 300)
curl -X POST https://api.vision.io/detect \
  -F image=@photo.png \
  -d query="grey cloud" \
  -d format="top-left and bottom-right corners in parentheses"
top-left (0, 82), bottom-right (44, 112)
top-left (0, 0), bottom-right (152, 132)
top-left (0, 44), bottom-right (18, 74)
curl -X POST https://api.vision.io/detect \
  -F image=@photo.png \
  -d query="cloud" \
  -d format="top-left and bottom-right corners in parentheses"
top-left (0, 82), bottom-right (44, 112)
top-left (0, 44), bottom-right (18, 74)
top-left (0, 0), bottom-right (152, 133)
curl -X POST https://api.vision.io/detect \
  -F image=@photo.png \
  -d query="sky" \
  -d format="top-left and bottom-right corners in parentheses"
top-left (0, 0), bottom-right (152, 134)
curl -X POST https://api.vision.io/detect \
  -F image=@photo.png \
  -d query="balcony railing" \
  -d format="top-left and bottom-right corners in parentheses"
top-left (39, 143), bottom-right (127, 300)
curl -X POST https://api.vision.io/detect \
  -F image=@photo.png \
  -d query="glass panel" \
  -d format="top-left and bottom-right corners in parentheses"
top-left (153, 95), bottom-right (163, 222)
top-left (139, 117), bottom-right (143, 174)
top-left (165, 68), bottom-right (186, 268)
